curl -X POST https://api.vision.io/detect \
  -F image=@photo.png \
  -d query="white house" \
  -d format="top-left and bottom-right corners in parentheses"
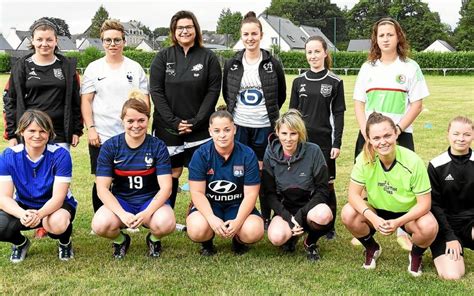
top-left (347, 39), bottom-right (371, 52)
top-left (4, 28), bottom-right (30, 50)
top-left (122, 21), bottom-right (146, 47)
top-left (0, 34), bottom-right (13, 52)
top-left (300, 25), bottom-right (337, 52)
top-left (136, 39), bottom-right (160, 52)
top-left (423, 40), bottom-right (456, 52)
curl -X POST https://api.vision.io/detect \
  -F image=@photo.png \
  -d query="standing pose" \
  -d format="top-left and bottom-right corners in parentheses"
top-left (262, 110), bottom-right (335, 261)
top-left (186, 109), bottom-right (264, 256)
top-left (353, 18), bottom-right (429, 249)
top-left (81, 19), bottom-right (149, 213)
top-left (223, 11), bottom-right (286, 225)
top-left (429, 116), bottom-right (474, 280)
top-left (289, 36), bottom-right (345, 239)
top-left (0, 110), bottom-right (77, 262)
top-left (91, 97), bottom-right (174, 259)
top-left (341, 112), bottom-right (437, 277)
top-left (149, 10), bottom-right (222, 209)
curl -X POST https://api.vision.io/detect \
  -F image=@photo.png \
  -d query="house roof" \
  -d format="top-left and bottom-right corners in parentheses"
top-left (79, 38), bottom-right (103, 50)
top-left (300, 25), bottom-right (337, 51)
top-left (16, 30), bottom-right (30, 40)
top-left (0, 34), bottom-right (13, 50)
top-left (138, 39), bottom-right (160, 50)
top-left (347, 39), bottom-right (371, 52)
top-left (202, 33), bottom-right (229, 46)
top-left (436, 40), bottom-right (455, 52)
top-left (57, 36), bottom-right (76, 50)
top-left (260, 14), bottom-right (307, 49)
top-left (156, 36), bottom-right (168, 42)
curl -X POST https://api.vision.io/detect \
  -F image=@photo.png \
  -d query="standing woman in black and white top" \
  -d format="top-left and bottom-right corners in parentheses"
top-left (289, 36), bottom-right (345, 238)
top-left (223, 11), bottom-right (286, 225)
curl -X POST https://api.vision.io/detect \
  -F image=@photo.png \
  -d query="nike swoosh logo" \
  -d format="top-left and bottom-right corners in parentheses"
top-left (98, 77), bottom-right (106, 81)
top-left (113, 159), bottom-right (124, 164)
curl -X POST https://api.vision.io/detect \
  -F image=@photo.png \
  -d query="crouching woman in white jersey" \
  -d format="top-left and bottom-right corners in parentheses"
top-left (0, 110), bottom-right (77, 262)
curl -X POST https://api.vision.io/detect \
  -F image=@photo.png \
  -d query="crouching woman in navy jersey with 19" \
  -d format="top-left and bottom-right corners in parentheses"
top-left (91, 95), bottom-right (175, 259)
top-left (0, 110), bottom-right (77, 262)
top-left (186, 108), bottom-right (264, 256)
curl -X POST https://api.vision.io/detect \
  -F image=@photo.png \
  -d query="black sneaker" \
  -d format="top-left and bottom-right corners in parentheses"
top-left (146, 233), bottom-right (162, 258)
top-left (304, 242), bottom-right (321, 262)
top-left (112, 233), bottom-right (131, 259)
top-left (281, 236), bottom-right (299, 253)
top-left (58, 241), bottom-right (74, 261)
top-left (200, 241), bottom-right (217, 256)
top-left (232, 237), bottom-right (249, 255)
top-left (325, 229), bottom-right (337, 240)
top-left (10, 238), bottom-right (31, 263)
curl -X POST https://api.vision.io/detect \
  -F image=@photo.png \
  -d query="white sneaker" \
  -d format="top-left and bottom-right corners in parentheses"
top-left (362, 244), bottom-right (382, 270)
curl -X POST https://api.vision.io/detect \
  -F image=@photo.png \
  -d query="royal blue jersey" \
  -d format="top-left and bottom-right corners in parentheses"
top-left (96, 133), bottom-right (172, 206)
top-left (0, 144), bottom-right (77, 209)
top-left (188, 140), bottom-right (260, 206)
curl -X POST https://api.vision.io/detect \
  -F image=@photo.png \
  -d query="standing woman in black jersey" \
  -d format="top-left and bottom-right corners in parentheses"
top-left (3, 18), bottom-right (82, 239)
top-left (223, 11), bottom-right (286, 226)
top-left (289, 36), bottom-right (345, 238)
top-left (149, 11), bottom-right (222, 209)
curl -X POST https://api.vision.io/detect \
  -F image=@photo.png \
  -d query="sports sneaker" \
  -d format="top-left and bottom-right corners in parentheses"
top-left (58, 241), bottom-right (74, 261)
top-left (10, 238), bottom-right (31, 263)
top-left (304, 243), bottom-right (321, 262)
top-left (408, 253), bottom-right (423, 277)
top-left (362, 243), bottom-right (382, 269)
top-left (232, 237), bottom-right (249, 255)
top-left (35, 227), bottom-right (48, 239)
top-left (112, 233), bottom-right (131, 259)
top-left (146, 233), bottom-right (162, 258)
top-left (200, 241), bottom-right (217, 256)
top-left (281, 236), bottom-right (299, 253)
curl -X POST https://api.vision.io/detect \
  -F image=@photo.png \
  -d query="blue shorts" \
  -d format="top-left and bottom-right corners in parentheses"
top-left (116, 197), bottom-right (170, 215)
top-left (235, 126), bottom-right (273, 161)
top-left (190, 202), bottom-right (260, 221)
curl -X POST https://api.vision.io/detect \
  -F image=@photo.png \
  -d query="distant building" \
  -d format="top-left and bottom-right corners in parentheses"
top-left (300, 26), bottom-right (337, 52)
top-left (203, 33), bottom-right (232, 48)
top-left (122, 21), bottom-right (146, 47)
top-left (17, 36), bottom-right (77, 52)
top-left (78, 38), bottom-right (104, 51)
top-left (347, 39), bottom-right (371, 52)
top-left (423, 40), bottom-right (456, 52)
top-left (0, 34), bottom-right (13, 52)
top-left (4, 28), bottom-right (30, 50)
top-left (136, 39), bottom-right (160, 52)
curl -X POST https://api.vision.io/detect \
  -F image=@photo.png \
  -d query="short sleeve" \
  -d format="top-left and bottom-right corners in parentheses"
top-left (244, 149), bottom-right (260, 185)
top-left (353, 63), bottom-right (369, 102)
top-left (81, 63), bottom-right (96, 94)
top-left (411, 156), bottom-right (431, 196)
top-left (0, 151), bottom-right (12, 181)
top-left (137, 66), bottom-right (149, 94)
top-left (350, 154), bottom-right (366, 186)
top-left (96, 141), bottom-right (115, 177)
top-left (54, 148), bottom-right (72, 183)
top-left (407, 60), bottom-right (429, 103)
top-left (188, 148), bottom-right (207, 181)
top-left (154, 141), bottom-right (172, 175)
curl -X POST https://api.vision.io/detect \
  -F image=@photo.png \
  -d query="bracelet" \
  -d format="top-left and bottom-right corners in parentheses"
top-left (362, 207), bottom-right (370, 216)
top-left (396, 124), bottom-right (403, 133)
top-left (87, 125), bottom-right (96, 130)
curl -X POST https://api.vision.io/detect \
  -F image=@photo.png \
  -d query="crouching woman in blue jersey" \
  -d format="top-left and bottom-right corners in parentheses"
top-left (262, 110), bottom-right (335, 261)
top-left (0, 110), bottom-right (77, 262)
top-left (91, 94), bottom-right (175, 259)
top-left (186, 108), bottom-right (264, 256)
top-left (341, 112), bottom-right (438, 277)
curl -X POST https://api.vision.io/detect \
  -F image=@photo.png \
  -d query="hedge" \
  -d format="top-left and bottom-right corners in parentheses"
top-left (1, 50), bottom-right (473, 75)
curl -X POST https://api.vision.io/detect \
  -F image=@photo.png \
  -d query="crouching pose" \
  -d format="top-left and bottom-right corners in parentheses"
top-left (186, 108), bottom-right (264, 256)
top-left (341, 112), bottom-right (438, 276)
top-left (429, 116), bottom-right (474, 280)
top-left (0, 110), bottom-right (77, 262)
top-left (262, 110), bottom-right (335, 261)
top-left (91, 96), bottom-right (175, 259)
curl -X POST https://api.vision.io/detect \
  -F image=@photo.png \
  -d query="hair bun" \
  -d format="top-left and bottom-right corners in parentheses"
top-left (244, 11), bottom-right (257, 19)
top-left (216, 104), bottom-right (228, 111)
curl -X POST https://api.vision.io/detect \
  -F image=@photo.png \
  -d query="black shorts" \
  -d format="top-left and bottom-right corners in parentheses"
top-left (354, 130), bottom-right (415, 161)
top-left (320, 148), bottom-right (336, 181)
top-left (235, 125), bottom-right (273, 161)
top-left (283, 196), bottom-right (337, 231)
top-left (88, 144), bottom-right (101, 174)
top-left (430, 220), bottom-right (474, 259)
top-left (371, 208), bottom-right (408, 232)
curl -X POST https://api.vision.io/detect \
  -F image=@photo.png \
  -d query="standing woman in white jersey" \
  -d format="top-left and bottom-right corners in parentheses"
top-left (289, 36), bottom-right (346, 239)
top-left (81, 19), bottom-right (149, 213)
top-left (353, 18), bottom-right (429, 249)
top-left (223, 11), bottom-right (286, 226)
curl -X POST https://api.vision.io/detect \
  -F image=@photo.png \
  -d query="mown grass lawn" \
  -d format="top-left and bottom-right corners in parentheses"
top-left (0, 74), bottom-right (473, 294)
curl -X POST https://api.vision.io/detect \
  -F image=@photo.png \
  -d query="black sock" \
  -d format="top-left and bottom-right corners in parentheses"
top-left (411, 244), bottom-right (427, 257)
top-left (328, 185), bottom-right (337, 230)
top-left (49, 223), bottom-right (73, 245)
top-left (92, 182), bottom-right (103, 212)
top-left (202, 238), bottom-right (214, 249)
top-left (357, 229), bottom-right (377, 249)
top-left (169, 177), bottom-right (179, 209)
top-left (259, 186), bottom-right (271, 221)
top-left (12, 234), bottom-right (27, 246)
top-left (306, 230), bottom-right (326, 246)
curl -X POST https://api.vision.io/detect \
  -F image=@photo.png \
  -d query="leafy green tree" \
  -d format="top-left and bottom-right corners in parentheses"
top-left (216, 8), bottom-right (243, 44)
top-left (454, 0), bottom-right (474, 50)
top-left (89, 5), bottom-right (109, 38)
top-left (43, 17), bottom-right (71, 38)
top-left (153, 27), bottom-right (170, 38)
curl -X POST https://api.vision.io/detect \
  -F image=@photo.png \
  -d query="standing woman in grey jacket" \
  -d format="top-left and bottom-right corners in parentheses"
top-left (222, 11), bottom-right (286, 226)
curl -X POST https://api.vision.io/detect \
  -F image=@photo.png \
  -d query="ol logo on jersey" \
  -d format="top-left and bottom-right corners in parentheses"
top-left (233, 165), bottom-right (244, 177)
top-left (239, 89), bottom-right (263, 106)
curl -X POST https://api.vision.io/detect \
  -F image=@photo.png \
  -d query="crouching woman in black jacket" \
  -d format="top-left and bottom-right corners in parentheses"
top-left (262, 109), bottom-right (335, 261)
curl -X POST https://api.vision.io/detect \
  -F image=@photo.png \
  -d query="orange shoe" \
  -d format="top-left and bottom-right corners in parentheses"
top-left (35, 227), bottom-right (48, 239)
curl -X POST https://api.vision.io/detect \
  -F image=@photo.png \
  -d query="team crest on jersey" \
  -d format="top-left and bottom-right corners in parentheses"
top-left (320, 84), bottom-right (332, 97)
top-left (207, 168), bottom-right (215, 175)
top-left (263, 62), bottom-right (273, 73)
top-left (126, 72), bottom-right (133, 83)
top-left (144, 156), bottom-right (153, 168)
top-left (166, 63), bottom-right (176, 76)
top-left (230, 64), bottom-right (239, 71)
top-left (53, 68), bottom-right (64, 80)
top-left (192, 64), bottom-right (203, 72)
top-left (233, 165), bottom-right (244, 177)
top-left (396, 74), bottom-right (406, 84)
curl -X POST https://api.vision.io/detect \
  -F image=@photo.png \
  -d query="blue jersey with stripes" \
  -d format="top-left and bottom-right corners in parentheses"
top-left (0, 144), bottom-right (77, 209)
top-left (188, 140), bottom-right (260, 206)
top-left (96, 133), bottom-right (172, 206)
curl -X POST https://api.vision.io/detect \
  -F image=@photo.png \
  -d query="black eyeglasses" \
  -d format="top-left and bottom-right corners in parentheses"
top-left (176, 25), bottom-right (194, 32)
top-left (102, 38), bottom-right (123, 45)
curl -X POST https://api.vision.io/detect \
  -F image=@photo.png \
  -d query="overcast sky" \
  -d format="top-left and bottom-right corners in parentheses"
top-left (0, 0), bottom-right (463, 35)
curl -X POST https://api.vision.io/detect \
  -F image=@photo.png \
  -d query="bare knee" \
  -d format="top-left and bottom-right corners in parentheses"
top-left (341, 203), bottom-right (358, 227)
top-left (238, 216), bottom-right (264, 244)
top-left (268, 228), bottom-right (290, 246)
top-left (308, 205), bottom-right (333, 226)
top-left (186, 215), bottom-right (213, 242)
top-left (439, 269), bottom-right (465, 280)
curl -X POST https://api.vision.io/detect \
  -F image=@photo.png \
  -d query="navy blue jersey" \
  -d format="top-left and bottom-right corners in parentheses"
top-left (188, 140), bottom-right (260, 206)
top-left (0, 144), bottom-right (77, 209)
top-left (96, 133), bottom-right (172, 206)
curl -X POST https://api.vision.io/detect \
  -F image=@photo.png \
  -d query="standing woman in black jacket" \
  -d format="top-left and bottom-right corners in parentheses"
top-left (223, 11), bottom-right (286, 225)
top-left (149, 11), bottom-right (222, 209)
top-left (2, 18), bottom-right (82, 239)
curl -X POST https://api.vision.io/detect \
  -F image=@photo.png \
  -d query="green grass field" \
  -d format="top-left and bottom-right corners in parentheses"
top-left (0, 74), bottom-right (473, 294)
